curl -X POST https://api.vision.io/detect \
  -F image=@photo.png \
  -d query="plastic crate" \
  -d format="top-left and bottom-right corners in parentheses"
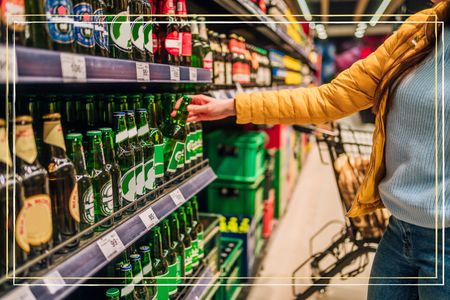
top-left (206, 130), bottom-right (266, 182)
top-left (254, 219), bottom-right (264, 257)
top-left (207, 175), bottom-right (265, 219)
top-left (215, 237), bottom-right (244, 300)
top-left (200, 213), bottom-right (222, 274)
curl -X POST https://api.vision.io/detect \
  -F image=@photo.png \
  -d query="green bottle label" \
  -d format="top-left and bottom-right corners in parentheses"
top-left (184, 245), bottom-right (193, 276)
top-left (156, 271), bottom-right (170, 300)
top-left (198, 231), bottom-right (204, 258)
top-left (136, 162), bottom-right (145, 196)
top-left (191, 238), bottom-right (199, 268)
top-left (198, 130), bottom-right (203, 158)
top-left (194, 130), bottom-right (200, 159)
top-left (82, 186), bottom-right (95, 225)
top-left (144, 159), bottom-right (155, 190)
top-left (111, 11), bottom-right (131, 51)
top-left (121, 283), bottom-right (134, 297)
top-left (154, 143), bottom-right (164, 179)
top-left (131, 16), bottom-right (145, 51)
top-left (167, 141), bottom-right (184, 173)
top-left (99, 180), bottom-right (113, 216)
top-left (167, 262), bottom-right (178, 296)
top-left (121, 167), bottom-right (136, 203)
top-left (176, 255), bottom-right (183, 284)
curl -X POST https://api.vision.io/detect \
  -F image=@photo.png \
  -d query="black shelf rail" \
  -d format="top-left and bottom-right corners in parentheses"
top-left (1, 161), bottom-right (216, 300)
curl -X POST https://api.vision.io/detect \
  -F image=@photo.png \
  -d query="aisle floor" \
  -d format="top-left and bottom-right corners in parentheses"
top-left (246, 144), bottom-right (374, 300)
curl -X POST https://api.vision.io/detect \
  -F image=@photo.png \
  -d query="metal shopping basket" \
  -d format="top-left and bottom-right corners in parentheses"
top-left (291, 124), bottom-right (389, 300)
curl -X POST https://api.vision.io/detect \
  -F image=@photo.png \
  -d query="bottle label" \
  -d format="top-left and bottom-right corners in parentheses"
top-left (43, 120), bottom-right (66, 151)
top-left (167, 141), bottom-right (184, 173)
top-left (144, 159), bottom-right (156, 190)
top-left (81, 185), bottom-right (95, 225)
top-left (214, 61), bottom-right (225, 85)
top-left (143, 22), bottom-right (154, 54)
top-left (121, 167), bottom-right (136, 203)
top-left (0, 127), bottom-right (12, 167)
top-left (110, 11), bottom-right (131, 52)
top-left (176, 143), bottom-right (185, 170)
top-left (115, 130), bottom-right (128, 144)
top-left (121, 283), bottom-right (134, 297)
top-left (15, 194), bottom-right (53, 253)
top-left (180, 32), bottom-right (192, 56)
top-left (162, 0), bottom-right (175, 14)
top-left (143, 262), bottom-right (152, 275)
top-left (15, 124), bottom-right (37, 164)
top-left (176, 1), bottom-right (187, 14)
top-left (73, 2), bottom-right (95, 48)
top-left (94, 7), bottom-right (109, 51)
top-left (128, 126), bottom-right (137, 139)
top-left (167, 262), bottom-right (178, 295)
top-left (1, 0), bottom-right (25, 31)
top-left (45, 0), bottom-right (74, 44)
top-left (69, 183), bottom-right (81, 223)
top-left (136, 162), bottom-right (145, 196)
top-left (131, 16), bottom-right (145, 51)
top-left (184, 245), bottom-right (193, 276)
top-left (165, 31), bottom-right (181, 56)
top-left (176, 254), bottom-right (183, 284)
top-left (100, 180), bottom-right (113, 216)
top-left (154, 143), bottom-right (164, 179)
top-left (195, 130), bottom-right (202, 160)
top-left (138, 124), bottom-right (149, 137)
top-left (185, 133), bottom-right (192, 164)
top-left (203, 52), bottom-right (213, 70)
top-left (133, 270), bottom-right (144, 284)
top-left (198, 231), bottom-right (204, 258)
top-left (191, 238), bottom-right (199, 268)
top-left (152, 32), bottom-right (159, 54)
top-left (156, 271), bottom-right (170, 300)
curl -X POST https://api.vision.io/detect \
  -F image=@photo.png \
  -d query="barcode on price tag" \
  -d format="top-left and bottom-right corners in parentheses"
top-left (97, 230), bottom-right (125, 261)
top-left (43, 270), bottom-right (65, 295)
top-left (60, 53), bottom-right (86, 82)
top-left (170, 66), bottom-right (180, 81)
top-left (136, 62), bottom-right (150, 82)
top-left (170, 189), bottom-right (185, 206)
top-left (139, 207), bottom-right (159, 229)
top-left (189, 68), bottom-right (197, 81)
top-left (3, 286), bottom-right (36, 300)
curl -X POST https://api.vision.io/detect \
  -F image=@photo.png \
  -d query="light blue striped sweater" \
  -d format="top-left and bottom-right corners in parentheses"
top-left (378, 27), bottom-right (450, 228)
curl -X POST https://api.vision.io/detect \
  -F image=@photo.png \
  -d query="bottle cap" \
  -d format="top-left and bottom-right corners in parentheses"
top-left (139, 245), bottom-right (150, 253)
top-left (113, 111), bottom-right (125, 116)
top-left (86, 130), bottom-right (102, 137)
top-left (120, 263), bottom-right (132, 271)
top-left (99, 127), bottom-right (113, 133)
top-left (130, 253), bottom-right (141, 261)
top-left (15, 115), bottom-right (33, 123)
top-left (42, 112), bottom-right (61, 120)
top-left (65, 133), bottom-right (83, 140)
top-left (136, 108), bottom-right (147, 113)
top-left (106, 288), bottom-right (120, 298)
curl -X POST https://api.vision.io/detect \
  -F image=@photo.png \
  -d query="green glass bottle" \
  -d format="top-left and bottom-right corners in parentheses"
top-left (151, 226), bottom-right (169, 300)
top-left (106, 288), bottom-right (120, 300)
top-left (135, 109), bottom-right (156, 198)
top-left (65, 133), bottom-right (95, 238)
top-left (161, 94), bottom-right (177, 135)
top-left (184, 202), bottom-right (198, 270)
top-left (130, 253), bottom-right (151, 300)
top-left (115, 95), bottom-right (129, 113)
top-left (178, 207), bottom-right (193, 277)
top-left (192, 197), bottom-right (205, 259)
top-left (139, 245), bottom-right (158, 299)
top-left (113, 112), bottom-right (137, 213)
top-left (154, 94), bottom-right (164, 128)
top-left (142, 0), bottom-right (154, 63)
top-left (126, 111), bottom-right (146, 205)
top-left (194, 122), bottom-right (203, 168)
top-left (85, 131), bottom-right (113, 231)
top-left (129, 94), bottom-right (144, 111)
top-left (119, 262), bottom-right (136, 300)
top-left (80, 94), bottom-right (97, 133)
top-left (190, 18), bottom-right (203, 68)
top-left (162, 219), bottom-right (178, 298)
top-left (100, 128), bottom-right (123, 221)
top-left (129, 0), bottom-right (147, 62)
top-left (107, 0), bottom-right (132, 59)
top-left (169, 212), bottom-right (185, 286)
top-left (102, 94), bottom-right (116, 127)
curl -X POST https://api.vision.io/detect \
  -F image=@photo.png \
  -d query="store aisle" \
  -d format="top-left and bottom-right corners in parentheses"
top-left (247, 144), bottom-right (374, 300)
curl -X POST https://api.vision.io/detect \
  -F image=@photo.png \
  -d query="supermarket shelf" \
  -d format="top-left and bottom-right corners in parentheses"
top-left (1, 46), bottom-right (212, 84)
top-left (176, 265), bottom-right (219, 300)
top-left (1, 163), bottom-right (216, 300)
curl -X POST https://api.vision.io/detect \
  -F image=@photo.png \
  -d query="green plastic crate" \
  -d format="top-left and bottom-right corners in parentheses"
top-left (200, 213), bottom-right (222, 274)
top-left (215, 237), bottom-right (243, 300)
top-left (206, 130), bottom-right (266, 182)
top-left (207, 175), bottom-right (265, 218)
top-left (254, 220), bottom-right (264, 257)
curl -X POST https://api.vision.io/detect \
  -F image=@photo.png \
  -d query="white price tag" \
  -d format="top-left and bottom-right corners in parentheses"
top-left (170, 189), bottom-right (185, 206)
top-left (139, 206), bottom-right (159, 229)
top-left (43, 270), bottom-right (65, 295)
top-left (136, 62), bottom-right (150, 82)
top-left (4, 286), bottom-right (36, 300)
top-left (0, 46), bottom-right (17, 83)
top-left (97, 230), bottom-right (125, 261)
top-left (170, 66), bottom-right (180, 81)
top-left (189, 68), bottom-right (197, 81)
top-left (60, 53), bottom-right (86, 82)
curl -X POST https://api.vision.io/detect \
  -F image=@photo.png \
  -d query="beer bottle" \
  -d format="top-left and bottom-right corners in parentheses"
top-left (115, 94), bottom-right (129, 112)
top-left (43, 113), bottom-right (80, 251)
top-left (129, 94), bottom-right (143, 111)
top-left (102, 94), bottom-right (116, 127)
top-left (27, 95), bottom-right (44, 156)
top-left (158, 0), bottom-right (180, 65)
top-left (113, 112), bottom-right (136, 213)
top-left (169, 212), bottom-right (185, 286)
top-left (184, 202), bottom-right (198, 270)
top-left (135, 109), bottom-right (156, 198)
top-left (139, 245), bottom-right (158, 299)
top-left (161, 93), bottom-right (176, 136)
top-left (151, 226), bottom-right (169, 300)
top-left (106, 288), bottom-right (120, 300)
top-left (142, 0), bottom-right (154, 62)
top-left (85, 131), bottom-right (113, 231)
top-left (73, 0), bottom-right (95, 55)
top-left (126, 111), bottom-right (145, 205)
top-left (130, 253), bottom-right (151, 300)
top-left (219, 33), bottom-right (233, 87)
top-left (14, 116), bottom-right (53, 268)
top-left (108, 0), bottom-right (132, 59)
top-left (197, 17), bottom-right (212, 72)
top-left (212, 31), bottom-right (225, 86)
top-left (100, 128), bottom-right (123, 220)
top-left (190, 18), bottom-right (203, 68)
top-left (93, 0), bottom-right (109, 57)
top-left (192, 197), bottom-right (204, 259)
top-left (25, 0), bottom-right (50, 49)
top-left (65, 133), bottom-right (95, 238)
top-left (154, 93), bottom-right (164, 128)
top-left (80, 94), bottom-right (97, 133)
top-left (178, 207), bottom-right (192, 277)
top-left (1, 0), bottom-right (25, 45)
top-left (119, 262), bottom-right (136, 300)
top-left (130, 0), bottom-right (147, 61)
top-left (44, 0), bottom-right (75, 52)
top-left (194, 122), bottom-right (203, 167)
top-left (162, 219), bottom-right (178, 297)
top-left (151, 0), bottom-right (161, 62)
top-left (176, 0), bottom-right (191, 66)
top-left (184, 122), bottom-right (196, 173)
top-left (61, 94), bottom-right (78, 133)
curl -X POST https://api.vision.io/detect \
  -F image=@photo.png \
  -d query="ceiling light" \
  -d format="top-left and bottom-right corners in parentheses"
top-left (297, 0), bottom-right (312, 21)
top-left (369, 0), bottom-right (392, 26)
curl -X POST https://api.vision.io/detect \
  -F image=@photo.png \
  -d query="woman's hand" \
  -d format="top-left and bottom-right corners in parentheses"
top-left (171, 94), bottom-right (236, 122)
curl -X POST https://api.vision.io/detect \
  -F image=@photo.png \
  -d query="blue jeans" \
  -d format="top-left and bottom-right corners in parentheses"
top-left (368, 216), bottom-right (450, 299)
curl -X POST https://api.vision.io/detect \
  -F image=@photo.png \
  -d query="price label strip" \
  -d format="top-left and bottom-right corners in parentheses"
top-left (60, 53), bottom-right (87, 82)
top-left (139, 206), bottom-right (159, 229)
top-left (170, 66), bottom-right (180, 81)
top-left (136, 62), bottom-right (150, 82)
top-left (43, 270), bottom-right (65, 295)
top-left (170, 189), bottom-right (185, 206)
top-left (3, 286), bottom-right (36, 300)
top-left (97, 230), bottom-right (125, 261)
top-left (189, 68), bottom-right (197, 81)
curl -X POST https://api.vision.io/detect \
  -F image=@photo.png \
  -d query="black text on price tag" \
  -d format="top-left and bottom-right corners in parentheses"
top-left (43, 270), bottom-right (65, 295)
top-left (170, 189), bottom-right (185, 206)
top-left (97, 230), bottom-right (125, 261)
top-left (60, 53), bottom-right (86, 82)
top-left (189, 68), bottom-right (197, 81)
top-left (4, 286), bottom-right (36, 300)
top-left (170, 66), bottom-right (180, 81)
top-left (139, 207), bottom-right (159, 229)
top-left (136, 62), bottom-right (150, 82)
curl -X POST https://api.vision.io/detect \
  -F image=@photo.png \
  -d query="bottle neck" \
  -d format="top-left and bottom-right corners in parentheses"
top-left (43, 120), bottom-right (67, 158)
top-left (170, 218), bottom-right (180, 242)
top-left (113, 116), bottom-right (129, 146)
top-left (15, 123), bottom-right (38, 165)
top-left (153, 229), bottom-right (164, 258)
top-left (161, 223), bottom-right (171, 249)
top-left (69, 142), bottom-right (88, 174)
top-left (199, 23), bottom-right (208, 40)
top-left (0, 127), bottom-right (12, 170)
top-left (161, 0), bottom-right (175, 14)
top-left (88, 139), bottom-right (106, 170)
top-left (102, 135), bottom-right (116, 164)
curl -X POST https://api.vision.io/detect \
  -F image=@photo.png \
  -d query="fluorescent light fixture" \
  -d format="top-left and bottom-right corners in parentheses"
top-left (357, 23), bottom-right (368, 29)
top-left (297, 0), bottom-right (313, 21)
top-left (369, 0), bottom-right (392, 26)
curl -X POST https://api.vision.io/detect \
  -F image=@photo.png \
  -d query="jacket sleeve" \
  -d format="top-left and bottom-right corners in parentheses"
top-left (235, 31), bottom-right (400, 125)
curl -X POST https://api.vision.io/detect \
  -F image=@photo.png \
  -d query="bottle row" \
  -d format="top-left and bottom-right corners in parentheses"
top-left (0, 93), bottom-right (203, 277)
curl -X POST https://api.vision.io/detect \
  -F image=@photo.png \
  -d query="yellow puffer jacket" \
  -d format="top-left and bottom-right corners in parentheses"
top-left (235, 2), bottom-right (448, 218)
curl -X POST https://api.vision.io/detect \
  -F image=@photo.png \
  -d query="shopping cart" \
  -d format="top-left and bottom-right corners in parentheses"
top-left (291, 124), bottom-right (389, 300)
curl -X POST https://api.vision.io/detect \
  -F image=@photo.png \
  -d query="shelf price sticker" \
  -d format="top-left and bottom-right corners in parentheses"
top-left (170, 189), bottom-right (185, 206)
top-left (3, 286), bottom-right (36, 300)
top-left (43, 270), bottom-right (65, 295)
top-left (97, 230), bottom-right (125, 261)
top-left (0, 46), bottom-right (17, 83)
top-left (189, 68), bottom-right (197, 81)
top-left (170, 66), bottom-right (180, 81)
top-left (139, 206), bottom-right (159, 229)
top-left (60, 53), bottom-right (87, 82)
top-left (136, 62), bottom-right (150, 82)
